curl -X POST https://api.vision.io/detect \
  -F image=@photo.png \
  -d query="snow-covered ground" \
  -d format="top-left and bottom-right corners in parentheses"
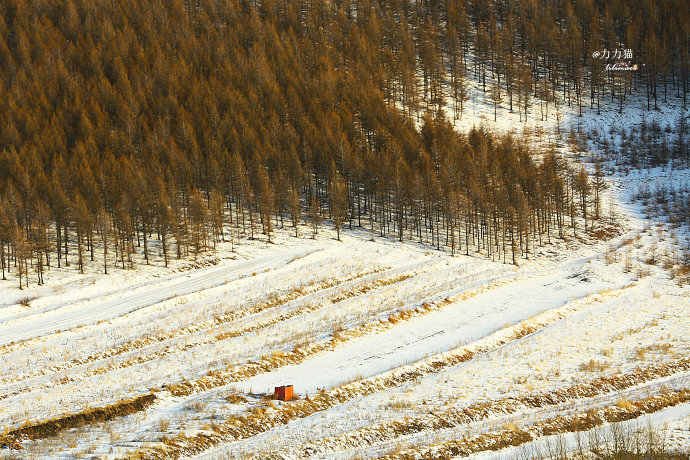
top-left (1, 83), bottom-right (688, 459)
top-left (1, 208), bottom-right (688, 459)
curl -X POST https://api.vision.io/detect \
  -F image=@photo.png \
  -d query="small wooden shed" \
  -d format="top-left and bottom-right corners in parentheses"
top-left (274, 385), bottom-right (294, 401)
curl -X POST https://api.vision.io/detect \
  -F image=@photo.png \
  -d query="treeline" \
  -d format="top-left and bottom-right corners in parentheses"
top-left (1, 0), bottom-right (676, 286)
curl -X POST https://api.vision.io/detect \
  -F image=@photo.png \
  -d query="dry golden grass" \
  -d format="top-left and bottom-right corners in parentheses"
top-left (156, 419), bottom-right (170, 433)
top-left (382, 388), bottom-right (690, 460)
top-left (385, 399), bottom-right (415, 411)
top-left (615, 397), bottom-right (635, 411)
top-left (579, 359), bottom-right (610, 373)
top-left (225, 393), bottom-right (247, 404)
top-left (589, 225), bottom-right (623, 241)
top-left (0, 393), bottom-right (155, 447)
top-left (635, 343), bottom-right (673, 361)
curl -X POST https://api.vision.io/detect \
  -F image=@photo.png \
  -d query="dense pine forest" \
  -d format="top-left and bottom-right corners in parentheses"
top-left (0, 0), bottom-right (687, 287)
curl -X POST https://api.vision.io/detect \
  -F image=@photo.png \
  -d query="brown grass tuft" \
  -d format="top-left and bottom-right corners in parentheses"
top-left (17, 296), bottom-right (37, 307)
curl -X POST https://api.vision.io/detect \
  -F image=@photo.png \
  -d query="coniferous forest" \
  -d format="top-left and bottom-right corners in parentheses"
top-left (0, 0), bottom-right (687, 287)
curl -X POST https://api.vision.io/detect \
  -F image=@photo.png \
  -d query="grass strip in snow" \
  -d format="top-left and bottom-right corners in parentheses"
top-left (0, 393), bottom-right (155, 448)
top-left (380, 388), bottom-right (690, 459)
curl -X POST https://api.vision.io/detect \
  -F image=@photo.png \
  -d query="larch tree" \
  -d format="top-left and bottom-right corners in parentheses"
top-left (331, 173), bottom-right (347, 241)
top-left (288, 188), bottom-right (300, 238)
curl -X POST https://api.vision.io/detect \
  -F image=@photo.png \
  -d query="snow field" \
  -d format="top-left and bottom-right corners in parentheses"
top-left (2, 85), bottom-right (688, 459)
